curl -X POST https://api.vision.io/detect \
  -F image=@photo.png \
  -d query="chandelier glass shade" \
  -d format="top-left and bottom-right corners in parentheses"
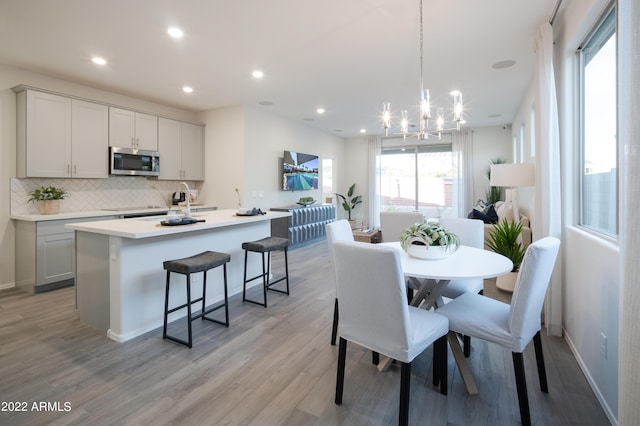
top-left (382, 0), bottom-right (464, 140)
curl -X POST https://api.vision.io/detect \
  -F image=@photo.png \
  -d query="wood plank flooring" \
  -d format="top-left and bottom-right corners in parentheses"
top-left (0, 240), bottom-right (610, 425)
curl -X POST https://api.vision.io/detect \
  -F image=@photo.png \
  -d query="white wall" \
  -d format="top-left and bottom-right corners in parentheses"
top-left (341, 137), bottom-right (369, 226)
top-left (509, 1), bottom-right (620, 420)
top-left (198, 105), bottom-right (345, 210)
top-left (0, 63), bottom-right (200, 289)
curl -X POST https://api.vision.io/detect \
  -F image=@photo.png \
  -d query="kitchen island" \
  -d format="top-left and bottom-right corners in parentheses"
top-left (66, 209), bottom-right (291, 342)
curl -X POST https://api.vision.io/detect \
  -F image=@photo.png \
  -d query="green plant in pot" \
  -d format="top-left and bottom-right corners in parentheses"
top-left (486, 219), bottom-right (526, 292)
top-left (485, 157), bottom-right (506, 204)
top-left (400, 221), bottom-right (460, 260)
top-left (28, 186), bottom-right (68, 215)
top-left (335, 183), bottom-right (362, 227)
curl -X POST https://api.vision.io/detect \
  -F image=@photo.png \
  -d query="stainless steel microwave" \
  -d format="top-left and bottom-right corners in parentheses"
top-left (110, 146), bottom-right (160, 176)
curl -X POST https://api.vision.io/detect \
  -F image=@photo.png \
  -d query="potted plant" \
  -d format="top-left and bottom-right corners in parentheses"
top-left (400, 221), bottom-right (460, 260)
top-left (335, 183), bottom-right (362, 228)
top-left (486, 219), bottom-right (526, 292)
top-left (28, 186), bottom-right (68, 215)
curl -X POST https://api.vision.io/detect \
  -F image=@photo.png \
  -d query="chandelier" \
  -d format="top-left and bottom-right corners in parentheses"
top-left (382, 0), bottom-right (464, 140)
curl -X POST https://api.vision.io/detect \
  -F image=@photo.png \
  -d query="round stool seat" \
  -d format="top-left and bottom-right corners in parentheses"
top-left (242, 236), bottom-right (289, 253)
top-left (163, 251), bottom-right (231, 275)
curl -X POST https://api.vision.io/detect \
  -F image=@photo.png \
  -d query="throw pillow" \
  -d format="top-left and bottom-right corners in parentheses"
top-left (483, 204), bottom-right (499, 224)
top-left (468, 208), bottom-right (494, 224)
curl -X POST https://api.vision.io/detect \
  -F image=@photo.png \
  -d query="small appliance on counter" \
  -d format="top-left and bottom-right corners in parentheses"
top-left (172, 192), bottom-right (186, 205)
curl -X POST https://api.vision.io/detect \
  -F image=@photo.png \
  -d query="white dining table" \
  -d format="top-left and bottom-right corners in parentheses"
top-left (379, 242), bottom-right (513, 395)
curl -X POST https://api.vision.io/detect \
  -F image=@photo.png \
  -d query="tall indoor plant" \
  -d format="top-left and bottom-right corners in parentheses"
top-left (486, 218), bottom-right (526, 292)
top-left (335, 183), bottom-right (362, 228)
top-left (485, 157), bottom-right (506, 204)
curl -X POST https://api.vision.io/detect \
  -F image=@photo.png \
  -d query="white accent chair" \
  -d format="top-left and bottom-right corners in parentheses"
top-left (439, 217), bottom-right (485, 357)
top-left (332, 240), bottom-right (449, 426)
top-left (325, 220), bottom-right (354, 346)
top-left (436, 237), bottom-right (560, 426)
top-left (379, 211), bottom-right (424, 243)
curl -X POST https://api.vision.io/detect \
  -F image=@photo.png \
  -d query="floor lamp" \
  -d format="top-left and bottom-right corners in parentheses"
top-left (489, 163), bottom-right (535, 222)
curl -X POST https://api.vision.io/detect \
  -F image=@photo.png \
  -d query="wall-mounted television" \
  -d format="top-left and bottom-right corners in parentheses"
top-left (282, 150), bottom-right (319, 191)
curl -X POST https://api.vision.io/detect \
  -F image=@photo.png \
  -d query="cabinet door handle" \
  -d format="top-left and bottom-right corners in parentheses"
top-left (131, 137), bottom-right (135, 147)
top-left (136, 137), bottom-right (140, 148)
top-left (67, 165), bottom-right (70, 176)
top-left (73, 165), bottom-right (77, 176)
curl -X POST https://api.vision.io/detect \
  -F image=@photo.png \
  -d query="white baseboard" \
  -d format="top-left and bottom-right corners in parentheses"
top-left (564, 328), bottom-right (617, 426)
top-left (0, 282), bottom-right (16, 290)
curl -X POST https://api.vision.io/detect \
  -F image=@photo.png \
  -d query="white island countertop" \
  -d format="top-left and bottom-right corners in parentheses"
top-left (65, 209), bottom-right (291, 239)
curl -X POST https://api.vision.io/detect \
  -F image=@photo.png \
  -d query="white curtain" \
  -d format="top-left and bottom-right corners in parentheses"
top-left (367, 136), bottom-right (382, 228)
top-left (451, 129), bottom-right (474, 217)
top-left (618, 0), bottom-right (640, 423)
top-left (534, 22), bottom-right (563, 336)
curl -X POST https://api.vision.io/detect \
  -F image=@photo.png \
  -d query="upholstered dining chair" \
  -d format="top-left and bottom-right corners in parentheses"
top-left (379, 211), bottom-right (424, 243)
top-left (325, 220), bottom-right (354, 346)
top-left (436, 237), bottom-right (560, 426)
top-left (332, 240), bottom-right (449, 426)
top-left (438, 217), bottom-right (485, 357)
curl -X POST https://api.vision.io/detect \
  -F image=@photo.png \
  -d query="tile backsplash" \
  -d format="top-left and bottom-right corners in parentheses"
top-left (10, 177), bottom-right (202, 215)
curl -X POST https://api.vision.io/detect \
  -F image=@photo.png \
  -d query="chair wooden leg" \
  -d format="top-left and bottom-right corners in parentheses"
top-left (400, 362), bottom-right (411, 426)
top-left (533, 331), bottom-right (548, 392)
top-left (463, 335), bottom-right (471, 358)
top-left (512, 352), bottom-right (531, 426)
top-left (331, 298), bottom-right (339, 346)
top-left (436, 336), bottom-right (448, 395)
top-left (335, 337), bottom-right (347, 404)
top-left (432, 342), bottom-right (440, 387)
top-left (372, 351), bottom-right (380, 365)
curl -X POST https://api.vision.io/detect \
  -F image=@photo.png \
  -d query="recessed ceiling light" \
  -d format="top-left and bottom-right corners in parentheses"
top-left (168, 27), bottom-right (184, 38)
top-left (492, 60), bottom-right (516, 69)
top-left (252, 70), bottom-right (264, 79)
top-left (303, 118), bottom-right (315, 122)
top-left (334, 129), bottom-right (344, 133)
top-left (258, 101), bottom-right (273, 106)
top-left (360, 129), bottom-right (367, 133)
top-left (182, 86), bottom-right (193, 93)
top-left (91, 57), bottom-right (107, 65)
top-left (316, 108), bottom-right (325, 114)
top-left (488, 114), bottom-right (502, 118)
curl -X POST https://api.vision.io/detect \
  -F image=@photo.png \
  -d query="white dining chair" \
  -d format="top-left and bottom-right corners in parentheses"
top-left (379, 211), bottom-right (424, 243)
top-left (436, 236), bottom-right (560, 426)
top-left (325, 220), bottom-right (354, 346)
top-left (438, 217), bottom-right (485, 357)
top-left (332, 240), bottom-right (449, 426)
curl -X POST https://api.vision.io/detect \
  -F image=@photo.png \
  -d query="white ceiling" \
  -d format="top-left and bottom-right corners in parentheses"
top-left (0, 0), bottom-right (557, 138)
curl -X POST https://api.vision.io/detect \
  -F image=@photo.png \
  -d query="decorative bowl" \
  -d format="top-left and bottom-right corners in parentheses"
top-left (405, 242), bottom-right (449, 260)
top-left (296, 200), bottom-right (316, 207)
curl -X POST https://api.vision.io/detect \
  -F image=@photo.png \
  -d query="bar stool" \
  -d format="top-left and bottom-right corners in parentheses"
top-left (242, 236), bottom-right (290, 307)
top-left (163, 250), bottom-right (231, 348)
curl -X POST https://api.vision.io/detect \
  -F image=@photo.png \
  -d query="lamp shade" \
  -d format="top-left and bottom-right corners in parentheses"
top-left (490, 163), bottom-right (535, 187)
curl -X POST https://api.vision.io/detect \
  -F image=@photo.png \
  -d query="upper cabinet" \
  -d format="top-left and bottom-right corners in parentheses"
top-left (109, 107), bottom-right (158, 151)
top-left (158, 118), bottom-right (204, 181)
top-left (16, 89), bottom-right (108, 178)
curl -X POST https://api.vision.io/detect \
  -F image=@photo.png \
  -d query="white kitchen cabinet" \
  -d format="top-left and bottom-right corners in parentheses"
top-left (109, 107), bottom-right (158, 151)
top-left (158, 117), bottom-right (204, 181)
top-left (71, 99), bottom-right (109, 178)
top-left (15, 216), bottom-right (116, 293)
top-left (15, 89), bottom-right (108, 178)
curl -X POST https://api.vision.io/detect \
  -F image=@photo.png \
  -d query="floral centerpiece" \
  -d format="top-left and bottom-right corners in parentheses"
top-left (400, 221), bottom-right (460, 260)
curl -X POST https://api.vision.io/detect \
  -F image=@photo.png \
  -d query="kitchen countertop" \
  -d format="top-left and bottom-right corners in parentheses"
top-left (10, 205), bottom-right (216, 222)
top-left (65, 209), bottom-right (291, 239)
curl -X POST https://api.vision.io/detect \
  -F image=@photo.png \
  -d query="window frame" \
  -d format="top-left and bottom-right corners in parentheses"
top-left (577, 3), bottom-right (618, 239)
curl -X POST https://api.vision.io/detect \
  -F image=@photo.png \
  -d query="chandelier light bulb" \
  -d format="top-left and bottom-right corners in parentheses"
top-left (401, 110), bottom-right (409, 139)
top-left (421, 89), bottom-right (431, 119)
top-left (382, 102), bottom-right (391, 136)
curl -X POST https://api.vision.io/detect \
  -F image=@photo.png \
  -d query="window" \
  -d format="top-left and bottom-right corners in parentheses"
top-left (579, 5), bottom-right (617, 237)
top-left (530, 107), bottom-right (536, 158)
top-left (379, 143), bottom-right (453, 217)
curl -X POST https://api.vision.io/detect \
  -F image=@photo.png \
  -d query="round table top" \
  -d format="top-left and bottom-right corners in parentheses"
top-left (380, 242), bottom-right (513, 280)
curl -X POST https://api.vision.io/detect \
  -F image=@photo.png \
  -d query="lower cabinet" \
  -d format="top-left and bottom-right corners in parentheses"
top-left (270, 204), bottom-right (336, 247)
top-left (15, 216), bottom-right (116, 293)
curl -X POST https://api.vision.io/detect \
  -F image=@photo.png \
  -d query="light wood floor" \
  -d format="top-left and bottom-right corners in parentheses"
top-left (0, 240), bottom-right (609, 425)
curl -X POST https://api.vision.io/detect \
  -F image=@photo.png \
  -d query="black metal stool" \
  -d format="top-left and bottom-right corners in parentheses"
top-left (163, 251), bottom-right (231, 348)
top-left (242, 236), bottom-right (290, 307)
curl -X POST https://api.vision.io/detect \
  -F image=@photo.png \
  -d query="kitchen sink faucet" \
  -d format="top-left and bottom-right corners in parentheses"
top-left (178, 182), bottom-right (191, 217)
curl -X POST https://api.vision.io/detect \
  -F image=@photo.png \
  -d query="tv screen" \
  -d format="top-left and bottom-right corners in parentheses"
top-left (283, 150), bottom-right (319, 191)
